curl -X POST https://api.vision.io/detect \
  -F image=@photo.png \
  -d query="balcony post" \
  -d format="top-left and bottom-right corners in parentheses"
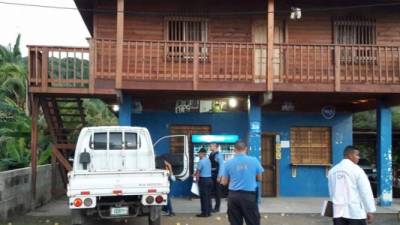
top-left (30, 95), bottom-right (39, 206)
top-left (193, 42), bottom-right (199, 90)
top-left (116, 0), bottom-right (125, 89)
top-left (89, 39), bottom-right (95, 94)
top-left (376, 100), bottom-right (393, 206)
top-left (266, 0), bottom-right (274, 92)
top-left (334, 46), bottom-right (341, 92)
top-left (41, 48), bottom-right (49, 92)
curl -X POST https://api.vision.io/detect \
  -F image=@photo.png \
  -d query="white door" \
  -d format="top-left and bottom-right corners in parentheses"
top-left (252, 19), bottom-right (285, 82)
top-left (154, 135), bottom-right (190, 181)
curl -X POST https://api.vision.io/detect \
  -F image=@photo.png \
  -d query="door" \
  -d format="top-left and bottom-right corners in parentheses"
top-left (252, 19), bottom-right (286, 82)
top-left (261, 134), bottom-right (277, 197)
top-left (154, 135), bottom-right (190, 180)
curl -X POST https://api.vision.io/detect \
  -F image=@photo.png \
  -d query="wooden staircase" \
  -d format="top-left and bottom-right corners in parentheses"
top-left (39, 97), bottom-right (87, 187)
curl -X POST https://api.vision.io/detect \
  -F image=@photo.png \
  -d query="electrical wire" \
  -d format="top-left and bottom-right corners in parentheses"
top-left (0, 0), bottom-right (400, 16)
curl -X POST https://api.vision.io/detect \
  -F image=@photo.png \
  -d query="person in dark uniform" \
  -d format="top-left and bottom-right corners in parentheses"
top-left (221, 141), bottom-right (264, 225)
top-left (194, 147), bottom-right (213, 217)
top-left (209, 143), bottom-right (224, 212)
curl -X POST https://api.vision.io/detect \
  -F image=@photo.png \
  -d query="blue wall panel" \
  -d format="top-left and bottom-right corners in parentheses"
top-left (263, 112), bottom-right (353, 197)
top-left (130, 111), bottom-right (352, 197)
top-left (132, 112), bottom-right (248, 197)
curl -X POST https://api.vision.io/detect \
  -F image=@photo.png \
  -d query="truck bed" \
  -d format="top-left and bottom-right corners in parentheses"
top-left (67, 170), bottom-right (169, 197)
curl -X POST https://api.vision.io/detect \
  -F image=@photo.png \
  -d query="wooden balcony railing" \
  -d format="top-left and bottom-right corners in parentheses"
top-left (274, 43), bottom-right (400, 88)
top-left (28, 46), bottom-right (91, 93)
top-left (93, 39), bottom-right (268, 84)
top-left (28, 41), bottom-right (400, 94)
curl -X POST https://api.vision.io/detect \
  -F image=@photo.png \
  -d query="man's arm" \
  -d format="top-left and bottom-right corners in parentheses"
top-left (357, 171), bottom-right (376, 220)
top-left (221, 176), bottom-right (229, 186)
top-left (256, 173), bottom-right (262, 181)
top-left (216, 153), bottom-right (224, 182)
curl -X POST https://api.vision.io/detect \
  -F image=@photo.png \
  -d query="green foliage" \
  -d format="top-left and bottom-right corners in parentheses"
top-left (0, 35), bottom-right (50, 171)
top-left (84, 99), bottom-right (117, 126)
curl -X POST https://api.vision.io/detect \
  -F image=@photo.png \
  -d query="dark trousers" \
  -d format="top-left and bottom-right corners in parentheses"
top-left (227, 191), bottom-right (260, 225)
top-left (211, 176), bottom-right (222, 210)
top-left (198, 177), bottom-right (213, 215)
top-left (333, 218), bottom-right (367, 225)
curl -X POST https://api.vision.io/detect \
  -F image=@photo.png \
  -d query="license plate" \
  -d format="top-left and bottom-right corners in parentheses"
top-left (110, 207), bottom-right (129, 216)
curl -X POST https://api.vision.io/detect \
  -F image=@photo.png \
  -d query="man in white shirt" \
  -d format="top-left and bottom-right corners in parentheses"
top-left (328, 146), bottom-right (376, 225)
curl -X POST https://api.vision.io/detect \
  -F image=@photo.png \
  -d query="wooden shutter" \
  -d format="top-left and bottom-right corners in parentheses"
top-left (291, 127), bottom-right (331, 165)
top-left (169, 125), bottom-right (211, 154)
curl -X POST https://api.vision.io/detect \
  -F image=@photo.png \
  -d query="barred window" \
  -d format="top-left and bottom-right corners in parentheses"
top-left (290, 127), bottom-right (331, 165)
top-left (165, 17), bottom-right (208, 60)
top-left (333, 17), bottom-right (377, 64)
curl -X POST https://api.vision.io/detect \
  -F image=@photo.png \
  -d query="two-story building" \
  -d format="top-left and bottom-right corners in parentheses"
top-left (28, 0), bottom-right (400, 206)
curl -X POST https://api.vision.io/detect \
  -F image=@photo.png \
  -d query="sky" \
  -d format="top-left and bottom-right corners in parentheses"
top-left (0, 0), bottom-right (90, 56)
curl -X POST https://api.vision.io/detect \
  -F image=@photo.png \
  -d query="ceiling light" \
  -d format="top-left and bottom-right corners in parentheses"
top-left (112, 104), bottom-right (120, 112)
top-left (290, 7), bottom-right (302, 20)
top-left (228, 98), bottom-right (238, 108)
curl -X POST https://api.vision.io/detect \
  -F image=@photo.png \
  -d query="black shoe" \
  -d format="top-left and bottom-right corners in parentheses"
top-left (168, 212), bottom-right (176, 217)
top-left (196, 213), bottom-right (209, 217)
top-left (212, 208), bottom-right (220, 213)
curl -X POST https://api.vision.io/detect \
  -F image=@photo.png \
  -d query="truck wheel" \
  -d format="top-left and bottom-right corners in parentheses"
top-left (148, 215), bottom-right (161, 225)
top-left (71, 209), bottom-right (85, 225)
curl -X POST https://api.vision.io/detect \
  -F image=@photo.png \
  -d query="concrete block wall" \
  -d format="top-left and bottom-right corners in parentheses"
top-left (0, 165), bottom-right (64, 221)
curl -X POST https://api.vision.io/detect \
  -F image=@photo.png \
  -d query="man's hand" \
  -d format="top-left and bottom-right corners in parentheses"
top-left (367, 213), bottom-right (374, 223)
top-left (217, 177), bottom-right (222, 183)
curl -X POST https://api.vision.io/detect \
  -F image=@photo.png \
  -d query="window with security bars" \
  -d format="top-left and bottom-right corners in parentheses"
top-left (333, 17), bottom-right (376, 64)
top-left (290, 127), bottom-right (331, 165)
top-left (166, 17), bottom-right (208, 60)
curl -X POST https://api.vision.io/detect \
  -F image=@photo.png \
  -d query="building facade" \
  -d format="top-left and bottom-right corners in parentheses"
top-left (28, 0), bottom-right (400, 206)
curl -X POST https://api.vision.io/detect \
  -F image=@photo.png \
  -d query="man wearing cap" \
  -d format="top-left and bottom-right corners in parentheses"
top-left (221, 141), bottom-right (264, 225)
top-left (209, 143), bottom-right (224, 212)
top-left (194, 147), bottom-right (213, 217)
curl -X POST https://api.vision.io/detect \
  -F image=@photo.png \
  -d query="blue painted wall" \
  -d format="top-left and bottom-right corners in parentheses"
top-left (130, 111), bottom-right (352, 197)
top-left (263, 112), bottom-right (353, 197)
top-left (132, 112), bottom-right (248, 197)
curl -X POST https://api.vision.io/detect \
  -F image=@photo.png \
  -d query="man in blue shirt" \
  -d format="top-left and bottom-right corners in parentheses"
top-left (194, 148), bottom-right (213, 217)
top-left (221, 141), bottom-right (264, 225)
top-left (209, 143), bottom-right (224, 212)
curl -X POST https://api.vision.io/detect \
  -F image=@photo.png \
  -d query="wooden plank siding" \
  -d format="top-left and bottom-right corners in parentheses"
top-left (27, 0), bottom-right (400, 94)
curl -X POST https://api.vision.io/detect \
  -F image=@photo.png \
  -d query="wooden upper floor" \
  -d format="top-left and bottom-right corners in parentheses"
top-left (28, 0), bottom-right (400, 96)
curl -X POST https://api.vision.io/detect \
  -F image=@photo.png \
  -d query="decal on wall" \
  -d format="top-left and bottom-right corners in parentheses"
top-left (321, 105), bottom-right (336, 120)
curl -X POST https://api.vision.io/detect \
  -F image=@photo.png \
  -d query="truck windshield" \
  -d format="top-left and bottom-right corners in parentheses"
top-left (92, 132), bottom-right (139, 150)
top-left (93, 132), bottom-right (107, 150)
top-left (110, 132), bottom-right (123, 150)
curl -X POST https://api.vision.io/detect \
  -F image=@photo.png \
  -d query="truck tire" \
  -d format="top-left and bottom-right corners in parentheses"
top-left (148, 206), bottom-right (161, 225)
top-left (148, 215), bottom-right (161, 225)
top-left (71, 209), bottom-right (85, 225)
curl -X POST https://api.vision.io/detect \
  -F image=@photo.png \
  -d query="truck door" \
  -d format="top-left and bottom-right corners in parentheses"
top-left (154, 135), bottom-right (190, 181)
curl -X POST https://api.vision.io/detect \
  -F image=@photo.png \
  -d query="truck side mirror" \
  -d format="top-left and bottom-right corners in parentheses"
top-left (80, 151), bottom-right (91, 170)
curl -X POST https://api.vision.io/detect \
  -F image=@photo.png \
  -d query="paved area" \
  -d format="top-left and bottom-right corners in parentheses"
top-left (6, 213), bottom-right (400, 225)
top-left (3, 198), bottom-right (398, 225)
top-left (27, 197), bottom-right (400, 217)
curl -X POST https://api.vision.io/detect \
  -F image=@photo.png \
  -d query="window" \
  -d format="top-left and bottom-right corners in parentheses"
top-left (125, 132), bottom-right (138, 149)
top-left (290, 127), bottom-right (331, 165)
top-left (333, 17), bottom-right (376, 64)
top-left (166, 17), bottom-right (208, 60)
top-left (93, 132), bottom-right (107, 150)
top-left (109, 132), bottom-right (123, 150)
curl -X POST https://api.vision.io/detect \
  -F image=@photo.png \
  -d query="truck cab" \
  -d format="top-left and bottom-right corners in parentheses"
top-left (67, 126), bottom-right (189, 225)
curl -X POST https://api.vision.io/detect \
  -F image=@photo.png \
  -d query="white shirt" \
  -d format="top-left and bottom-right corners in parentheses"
top-left (328, 159), bottom-right (376, 219)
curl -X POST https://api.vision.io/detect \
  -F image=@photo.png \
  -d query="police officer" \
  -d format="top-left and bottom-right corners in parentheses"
top-left (209, 143), bottom-right (224, 212)
top-left (221, 141), bottom-right (264, 225)
top-left (194, 148), bottom-right (213, 217)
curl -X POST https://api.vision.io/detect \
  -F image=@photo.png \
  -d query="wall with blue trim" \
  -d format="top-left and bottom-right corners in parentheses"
top-left (132, 112), bottom-right (248, 197)
top-left (130, 111), bottom-right (352, 197)
top-left (263, 112), bottom-right (353, 197)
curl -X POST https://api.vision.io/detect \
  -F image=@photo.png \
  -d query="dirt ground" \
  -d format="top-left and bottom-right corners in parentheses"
top-left (4, 213), bottom-right (399, 225)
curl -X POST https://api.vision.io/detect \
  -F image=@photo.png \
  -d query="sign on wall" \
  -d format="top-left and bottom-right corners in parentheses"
top-left (321, 105), bottom-right (336, 120)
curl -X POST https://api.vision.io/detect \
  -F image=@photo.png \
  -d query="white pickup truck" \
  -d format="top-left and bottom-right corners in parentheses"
top-left (67, 126), bottom-right (189, 225)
